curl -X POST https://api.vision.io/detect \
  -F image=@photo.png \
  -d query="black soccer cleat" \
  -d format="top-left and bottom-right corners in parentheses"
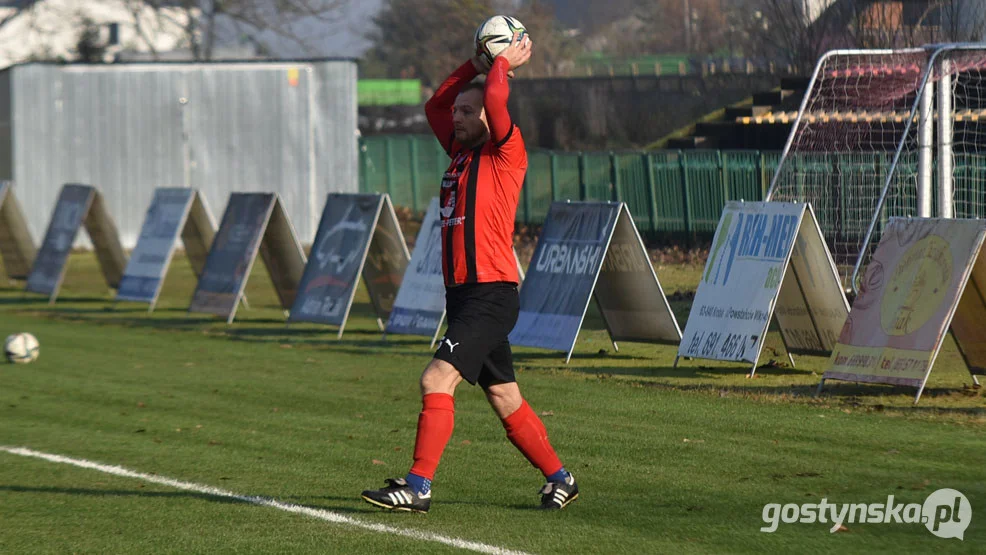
top-left (539, 473), bottom-right (579, 510)
top-left (361, 478), bottom-right (431, 513)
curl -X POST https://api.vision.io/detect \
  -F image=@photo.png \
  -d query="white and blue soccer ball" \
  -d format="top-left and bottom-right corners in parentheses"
top-left (475, 15), bottom-right (527, 67)
top-left (4, 332), bottom-right (39, 364)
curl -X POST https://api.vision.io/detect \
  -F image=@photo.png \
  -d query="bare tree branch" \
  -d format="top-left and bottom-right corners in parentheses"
top-left (137, 0), bottom-right (350, 60)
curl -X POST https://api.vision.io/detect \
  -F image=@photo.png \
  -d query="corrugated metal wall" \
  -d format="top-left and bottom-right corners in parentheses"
top-left (1, 60), bottom-right (357, 247)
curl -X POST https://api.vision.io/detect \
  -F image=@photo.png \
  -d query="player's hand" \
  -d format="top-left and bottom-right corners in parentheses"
top-left (496, 32), bottom-right (532, 72)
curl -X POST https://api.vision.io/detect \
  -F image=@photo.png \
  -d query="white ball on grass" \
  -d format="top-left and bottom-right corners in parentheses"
top-left (4, 332), bottom-right (39, 364)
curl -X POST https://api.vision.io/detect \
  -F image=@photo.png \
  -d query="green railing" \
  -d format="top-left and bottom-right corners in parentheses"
top-left (359, 135), bottom-right (778, 238)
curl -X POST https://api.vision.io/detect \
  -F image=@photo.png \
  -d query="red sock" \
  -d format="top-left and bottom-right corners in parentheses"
top-left (502, 400), bottom-right (564, 477)
top-left (408, 393), bottom-right (455, 480)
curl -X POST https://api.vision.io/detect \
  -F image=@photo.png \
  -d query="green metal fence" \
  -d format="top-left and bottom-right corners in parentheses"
top-left (359, 134), bottom-right (783, 239)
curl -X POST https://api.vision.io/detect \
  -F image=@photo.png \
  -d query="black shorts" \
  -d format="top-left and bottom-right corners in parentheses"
top-left (433, 281), bottom-right (519, 389)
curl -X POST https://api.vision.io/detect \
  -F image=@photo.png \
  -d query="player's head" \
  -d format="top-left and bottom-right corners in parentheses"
top-left (453, 82), bottom-right (488, 147)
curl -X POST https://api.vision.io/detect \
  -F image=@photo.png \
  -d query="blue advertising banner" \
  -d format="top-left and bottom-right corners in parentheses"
top-left (189, 193), bottom-right (275, 321)
top-left (509, 202), bottom-right (619, 354)
top-left (26, 184), bottom-right (95, 296)
top-left (289, 193), bottom-right (382, 329)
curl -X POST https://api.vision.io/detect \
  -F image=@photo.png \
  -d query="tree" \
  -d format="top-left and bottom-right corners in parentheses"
top-left (741, 0), bottom-right (854, 75)
top-left (76, 17), bottom-right (107, 62)
top-left (362, 0), bottom-right (497, 86)
top-left (136, 0), bottom-right (350, 60)
top-left (510, 0), bottom-right (579, 77)
top-left (362, 0), bottom-right (577, 84)
top-left (588, 0), bottom-right (730, 57)
top-left (745, 0), bottom-right (986, 75)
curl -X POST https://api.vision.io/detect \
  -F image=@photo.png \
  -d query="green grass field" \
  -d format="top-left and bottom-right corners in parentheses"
top-left (0, 253), bottom-right (984, 554)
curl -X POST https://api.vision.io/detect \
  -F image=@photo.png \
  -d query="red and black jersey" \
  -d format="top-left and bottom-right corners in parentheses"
top-left (425, 58), bottom-right (526, 286)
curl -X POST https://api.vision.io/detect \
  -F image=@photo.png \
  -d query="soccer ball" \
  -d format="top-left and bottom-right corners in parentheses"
top-left (4, 333), bottom-right (39, 364)
top-left (475, 15), bottom-right (527, 67)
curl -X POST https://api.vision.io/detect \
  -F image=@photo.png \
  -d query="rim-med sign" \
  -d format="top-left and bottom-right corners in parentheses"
top-left (677, 201), bottom-right (847, 373)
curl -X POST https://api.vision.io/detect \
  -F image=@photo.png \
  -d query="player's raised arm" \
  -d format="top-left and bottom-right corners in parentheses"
top-left (485, 32), bottom-right (532, 146)
top-left (425, 60), bottom-right (482, 154)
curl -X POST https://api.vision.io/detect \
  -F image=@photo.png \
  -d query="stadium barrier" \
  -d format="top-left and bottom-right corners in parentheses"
top-left (359, 135), bottom-right (781, 240)
top-left (360, 135), bottom-right (986, 249)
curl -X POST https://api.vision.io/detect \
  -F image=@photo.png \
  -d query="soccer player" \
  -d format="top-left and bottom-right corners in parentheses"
top-left (361, 32), bottom-right (578, 513)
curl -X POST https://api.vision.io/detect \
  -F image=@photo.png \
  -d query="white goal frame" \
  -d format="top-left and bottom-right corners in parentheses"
top-left (766, 43), bottom-right (986, 294)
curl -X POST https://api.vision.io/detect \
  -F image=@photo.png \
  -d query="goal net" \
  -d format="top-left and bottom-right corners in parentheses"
top-left (766, 45), bottom-right (986, 292)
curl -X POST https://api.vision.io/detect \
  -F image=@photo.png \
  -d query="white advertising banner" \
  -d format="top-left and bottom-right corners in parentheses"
top-left (385, 197), bottom-right (445, 339)
top-left (680, 202), bottom-right (804, 363)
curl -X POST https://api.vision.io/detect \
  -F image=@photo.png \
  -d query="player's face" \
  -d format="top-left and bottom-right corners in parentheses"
top-left (453, 89), bottom-right (488, 146)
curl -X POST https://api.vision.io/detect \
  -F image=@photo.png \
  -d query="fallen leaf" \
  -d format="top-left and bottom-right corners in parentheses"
top-left (886, 449), bottom-right (900, 455)
top-left (208, 440), bottom-right (222, 446)
top-left (280, 344), bottom-right (292, 349)
top-left (137, 402), bottom-right (146, 408)
top-left (830, 524), bottom-right (849, 533)
top-left (393, 447), bottom-right (402, 451)
top-left (271, 407), bottom-right (279, 413)
top-left (911, 479), bottom-right (931, 490)
top-left (184, 362), bottom-right (194, 367)
top-left (372, 459), bottom-right (387, 465)
top-left (460, 440), bottom-right (472, 445)
top-left (683, 438), bottom-right (705, 443)
top-left (540, 411), bottom-right (554, 417)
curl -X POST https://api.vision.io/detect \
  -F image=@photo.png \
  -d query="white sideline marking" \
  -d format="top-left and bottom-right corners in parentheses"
top-left (0, 446), bottom-right (531, 555)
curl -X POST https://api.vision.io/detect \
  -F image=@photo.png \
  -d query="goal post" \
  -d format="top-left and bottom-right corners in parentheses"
top-left (765, 44), bottom-right (986, 294)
